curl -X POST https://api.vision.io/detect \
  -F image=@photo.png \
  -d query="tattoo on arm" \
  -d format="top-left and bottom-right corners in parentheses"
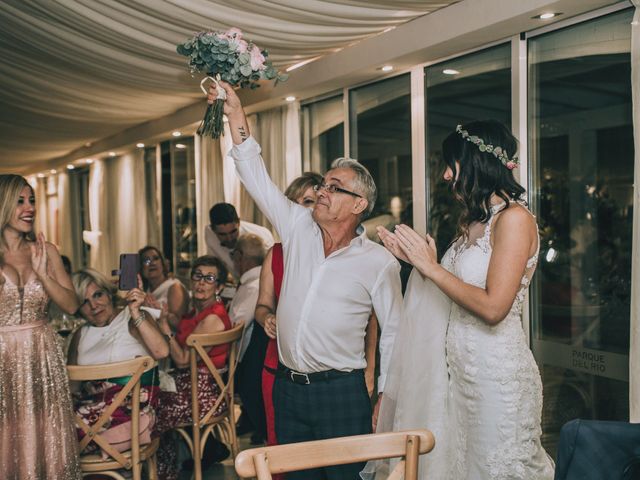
top-left (238, 126), bottom-right (248, 140)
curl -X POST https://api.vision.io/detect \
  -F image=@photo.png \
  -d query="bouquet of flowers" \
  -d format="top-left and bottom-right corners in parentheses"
top-left (177, 28), bottom-right (287, 139)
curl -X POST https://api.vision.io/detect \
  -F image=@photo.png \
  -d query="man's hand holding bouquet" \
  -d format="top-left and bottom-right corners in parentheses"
top-left (177, 28), bottom-right (287, 139)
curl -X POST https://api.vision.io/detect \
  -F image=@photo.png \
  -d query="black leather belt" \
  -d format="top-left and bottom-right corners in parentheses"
top-left (276, 363), bottom-right (361, 385)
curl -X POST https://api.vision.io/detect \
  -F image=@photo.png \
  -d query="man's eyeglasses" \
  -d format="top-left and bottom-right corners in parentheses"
top-left (142, 255), bottom-right (161, 266)
top-left (313, 183), bottom-right (362, 198)
top-left (191, 271), bottom-right (218, 284)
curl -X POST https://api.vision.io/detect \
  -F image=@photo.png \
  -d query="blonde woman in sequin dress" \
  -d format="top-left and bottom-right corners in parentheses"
top-left (0, 174), bottom-right (81, 479)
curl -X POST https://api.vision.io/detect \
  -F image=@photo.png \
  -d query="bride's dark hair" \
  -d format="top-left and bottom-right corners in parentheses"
top-left (442, 119), bottom-right (525, 237)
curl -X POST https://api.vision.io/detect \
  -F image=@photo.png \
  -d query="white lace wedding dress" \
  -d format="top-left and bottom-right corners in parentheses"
top-left (363, 203), bottom-right (555, 480)
top-left (441, 203), bottom-right (554, 479)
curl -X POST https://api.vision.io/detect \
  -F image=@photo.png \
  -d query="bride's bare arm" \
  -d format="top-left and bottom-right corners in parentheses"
top-left (395, 206), bottom-right (536, 325)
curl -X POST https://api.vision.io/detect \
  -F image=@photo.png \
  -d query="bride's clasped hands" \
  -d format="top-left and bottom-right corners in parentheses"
top-left (376, 224), bottom-right (438, 278)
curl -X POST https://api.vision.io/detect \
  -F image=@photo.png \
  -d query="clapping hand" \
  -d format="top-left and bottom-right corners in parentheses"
top-left (378, 225), bottom-right (438, 278)
top-left (30, 232), bottom-right (49, 280)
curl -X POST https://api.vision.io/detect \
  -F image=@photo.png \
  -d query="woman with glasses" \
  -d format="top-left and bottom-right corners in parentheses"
top-left (155, 255), bottom-right (233, 479)
top-left (66, 268), bottom-right (169, 456)
top-left (138, 245), bottom-right (188, 329)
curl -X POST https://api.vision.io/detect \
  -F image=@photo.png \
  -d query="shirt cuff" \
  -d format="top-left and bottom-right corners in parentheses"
top-left (377, 373), bottom-right (386, 393)
top-left (230, 135), bottom-right (261, 161)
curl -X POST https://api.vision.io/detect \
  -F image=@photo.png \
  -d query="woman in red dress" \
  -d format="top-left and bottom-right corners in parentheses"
top-left (156, 255), bottom-right (232, 479)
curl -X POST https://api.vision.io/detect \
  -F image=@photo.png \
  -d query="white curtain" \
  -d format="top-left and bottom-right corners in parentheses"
top-left (237, 103), bottom-right (302, 229)
top-left (629, 0), bottom-right (640, 423)
top-left (196, 135), bottom-right (226, 255)
top-left (85, 151), bottom-right (149, 276)
top-left (56, 172), bottom-right (82, 268)
top-left (27, 176), bottom-right (48, 239)
top-left (86, 160), bottom-right (109, 273)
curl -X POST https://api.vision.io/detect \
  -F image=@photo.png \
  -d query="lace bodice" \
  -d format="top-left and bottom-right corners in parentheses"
top-left (441, 201), bottom-right (539, 319)
top-left (440, 202), bottom-right (554, 480)
top-left (0, 274), bottom-right (49, 327)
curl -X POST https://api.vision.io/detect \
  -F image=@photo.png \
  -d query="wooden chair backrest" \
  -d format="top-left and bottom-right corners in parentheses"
top-left (67, 356), bottom-right (156, 468)
top-left (234, 429), bottom-right (435, 479)
top-left (185, 322), bottom-right (244, 426)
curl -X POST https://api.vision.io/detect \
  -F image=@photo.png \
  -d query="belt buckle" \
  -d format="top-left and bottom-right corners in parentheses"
top-left (289, 371), bottom-right (310, 385)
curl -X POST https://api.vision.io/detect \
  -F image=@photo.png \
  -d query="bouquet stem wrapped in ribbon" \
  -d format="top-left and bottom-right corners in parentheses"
top-left (177, 28), bottom-right (287, 139)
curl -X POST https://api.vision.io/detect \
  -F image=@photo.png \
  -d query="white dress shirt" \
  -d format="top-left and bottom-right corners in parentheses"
top-left (231, 137), bottom-right (402, 392)
top-left (205, 220), bottom-right (274, 279)
top-left (229, 265), bottom-right (261, 362)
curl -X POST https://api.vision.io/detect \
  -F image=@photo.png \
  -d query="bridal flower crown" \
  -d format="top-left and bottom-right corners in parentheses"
top-left (456, 125), bottom-right (519, 170)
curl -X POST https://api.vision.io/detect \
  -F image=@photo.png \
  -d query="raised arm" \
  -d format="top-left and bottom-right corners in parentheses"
top-left (208, 82), bottom-right (303, 239)
top-left (32, 234), bottom-right (79, 314)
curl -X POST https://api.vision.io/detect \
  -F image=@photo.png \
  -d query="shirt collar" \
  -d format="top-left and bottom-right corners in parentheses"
top-left (239, 265), bottom-right (261, 285)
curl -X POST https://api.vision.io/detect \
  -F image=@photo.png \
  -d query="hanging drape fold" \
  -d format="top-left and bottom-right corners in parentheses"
top-left (629, 0), bottom-right (639, 422)
top-left (85, 151), bottom-right (149, 275)
top-left (196, 135), bottom-right (227, 256)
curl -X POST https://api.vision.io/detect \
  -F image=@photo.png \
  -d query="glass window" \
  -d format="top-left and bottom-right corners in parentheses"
top-left (301, 94), bottom-right (344, 173)
top-left (349, 75), bottom-right (412, 226)
top-left (158, 137), bottom-right (197, 283)
top-left (528, 9), bottom-right (633, 454)
top-left (171, 137), bottom-right (197, 282)
top-left (426, 43), bottom-right (512, 255)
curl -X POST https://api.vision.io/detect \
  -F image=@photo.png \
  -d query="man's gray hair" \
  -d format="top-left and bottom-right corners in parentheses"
top-left (330, 157), bottom-right (377, 219)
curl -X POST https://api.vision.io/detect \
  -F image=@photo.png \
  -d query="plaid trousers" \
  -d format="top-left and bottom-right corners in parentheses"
top-left (273, 369), bottom-right (372, 480)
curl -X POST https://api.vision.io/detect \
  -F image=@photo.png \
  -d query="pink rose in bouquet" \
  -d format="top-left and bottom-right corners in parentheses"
top-left (177, 27), bottom-right (288, 139)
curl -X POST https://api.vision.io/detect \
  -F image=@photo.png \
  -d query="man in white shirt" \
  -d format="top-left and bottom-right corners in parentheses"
top-left (229, 233), bottom-right (269, 445)
top-left (204, 202), bottom-right (274, 279)
top-left (208, 83), bottom-right (402, 480)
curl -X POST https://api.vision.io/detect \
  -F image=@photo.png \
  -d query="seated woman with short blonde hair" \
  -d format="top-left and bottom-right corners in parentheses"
top-left (67, 268), bottom-right (169, 452)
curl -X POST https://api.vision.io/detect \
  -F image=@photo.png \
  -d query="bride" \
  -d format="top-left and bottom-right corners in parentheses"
top-left (372, 120), bottom-right (554, 479)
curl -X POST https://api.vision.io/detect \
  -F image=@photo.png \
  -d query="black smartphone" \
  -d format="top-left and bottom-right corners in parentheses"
top-left (118, 253), bottom-right (139, 290)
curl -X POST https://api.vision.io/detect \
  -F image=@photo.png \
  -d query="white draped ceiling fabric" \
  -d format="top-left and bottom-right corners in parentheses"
top-left (0, 0), bottom-right (453, 172)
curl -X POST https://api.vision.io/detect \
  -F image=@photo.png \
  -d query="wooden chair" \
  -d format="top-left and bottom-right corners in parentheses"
top-left (234, 429), bottom-right (435, 480)
top-left (67, 356), bottom-right (159, 480)
top-left (175, 322), bottom-right (244, 480)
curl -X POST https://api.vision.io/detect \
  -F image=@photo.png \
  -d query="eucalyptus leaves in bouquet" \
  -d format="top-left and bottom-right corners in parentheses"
top-left (177, 28), bottom-right (288, 138)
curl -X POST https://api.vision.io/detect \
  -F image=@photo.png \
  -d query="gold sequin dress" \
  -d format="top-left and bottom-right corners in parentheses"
top-left (0, 274), bottom-right (81, 479)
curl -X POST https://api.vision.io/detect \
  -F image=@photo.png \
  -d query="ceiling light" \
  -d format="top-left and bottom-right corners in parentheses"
top-left (50, 169), bottom-right (57, 174)
top-left (285, 96), bottom-right (296, 102)
top-left (443, 69), bottom-right (460, 75)
top-left (37, 173), bottom-right (45, 178)
top-left (86, 158), bottom-right (94, 164)
top-left (535, 12), bottom-right (560, 20)
top-left (175, 143), bottom-right (186, 149)
top-left (109, 152), bottom-right (116, 157)
top-left (66, 164), bottom-right (75, 170)
top-left (172, 131), bottom-right (181, 137)
top-left (136, 143), bottom-right (145, 148)
top-left (380, 65), bottom-right (393, 72)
